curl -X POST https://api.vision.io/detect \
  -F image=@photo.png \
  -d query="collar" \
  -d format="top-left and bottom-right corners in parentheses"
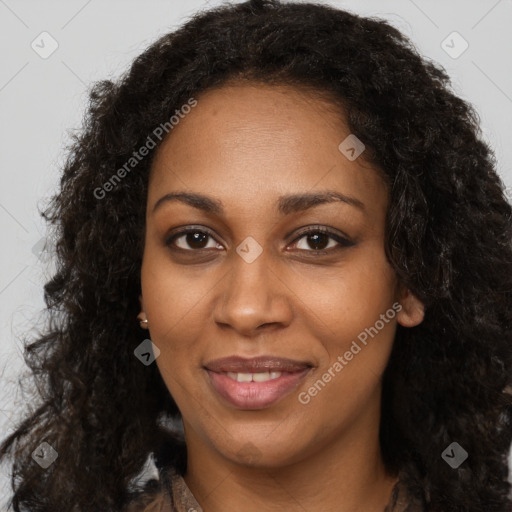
top-left (160, 465), bottom-right (426, 512)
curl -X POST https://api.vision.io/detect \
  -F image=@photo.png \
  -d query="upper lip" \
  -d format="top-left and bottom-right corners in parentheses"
top-left (204, 356), bottom-right (312, 373)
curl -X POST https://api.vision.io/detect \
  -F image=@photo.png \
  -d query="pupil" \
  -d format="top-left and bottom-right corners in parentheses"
top-left (308, 233), bottom-right (328, 250)
top-left (187, 232), bottom-right (208, 249)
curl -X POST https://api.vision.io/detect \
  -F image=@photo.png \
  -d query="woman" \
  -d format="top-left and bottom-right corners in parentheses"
top-left (2, 1), bottom-right (512, 511)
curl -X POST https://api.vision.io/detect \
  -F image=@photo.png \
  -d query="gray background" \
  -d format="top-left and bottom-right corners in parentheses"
top-left (1, 0), bottom-right (511, 508)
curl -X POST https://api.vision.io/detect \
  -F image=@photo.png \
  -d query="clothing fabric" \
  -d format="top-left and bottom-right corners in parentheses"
top-left (127, 464), bottom-right (427, 512)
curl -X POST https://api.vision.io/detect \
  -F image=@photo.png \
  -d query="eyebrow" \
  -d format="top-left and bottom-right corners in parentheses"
top-left (152, 190), bottom-right (365, 216)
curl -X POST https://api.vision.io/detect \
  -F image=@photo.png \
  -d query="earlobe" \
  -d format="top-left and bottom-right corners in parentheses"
top-left (396, 287), bottom-right (425, 328)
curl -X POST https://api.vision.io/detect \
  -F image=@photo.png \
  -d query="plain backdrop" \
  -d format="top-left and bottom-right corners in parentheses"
top-left (1, 0), bottom-right (511, 509)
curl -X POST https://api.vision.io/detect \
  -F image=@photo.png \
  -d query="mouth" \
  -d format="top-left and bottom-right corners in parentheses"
top-left (204, 355), bottom-right (312, 409)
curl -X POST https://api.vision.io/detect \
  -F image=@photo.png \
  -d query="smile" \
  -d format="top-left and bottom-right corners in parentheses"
top-left (225, 371), bottom-right (283, 382)
top-left (205, 368), bottom-right (311, 409)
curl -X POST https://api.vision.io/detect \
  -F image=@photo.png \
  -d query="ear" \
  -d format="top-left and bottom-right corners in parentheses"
top-left (395, 285), bottom-right (425, 328)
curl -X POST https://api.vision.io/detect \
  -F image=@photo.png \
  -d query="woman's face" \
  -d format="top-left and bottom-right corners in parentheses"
top-left (140, 82), bottom-right (423, 468)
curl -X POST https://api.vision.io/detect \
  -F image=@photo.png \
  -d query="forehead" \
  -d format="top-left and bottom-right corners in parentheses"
top-left (148, 82), bottom-right (387, 217)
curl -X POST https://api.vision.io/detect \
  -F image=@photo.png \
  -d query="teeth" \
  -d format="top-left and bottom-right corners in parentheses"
top-left (253, 372), bottom-right (271, 382)
top-left (225, 371), bottom-right (283, 382)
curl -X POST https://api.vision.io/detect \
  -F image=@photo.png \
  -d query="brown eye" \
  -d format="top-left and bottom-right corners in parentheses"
top-left (165, 228), bottom-right (221, 251)
top-left (299, 232), bottom-right (331, 251)
top-left (164, 225), bottom-right (355, 256)
top-left (290, 226), bottom-right (355, 254)
top-left (180, 232), bottom-right (210, 249)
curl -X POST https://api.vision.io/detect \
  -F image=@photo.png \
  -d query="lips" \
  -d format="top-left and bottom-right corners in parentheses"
top-left (204, 355), bottom-right (312, 409)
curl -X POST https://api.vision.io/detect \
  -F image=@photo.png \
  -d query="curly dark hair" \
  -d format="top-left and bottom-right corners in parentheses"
top-left (2, 0), bottom-right (512, 510)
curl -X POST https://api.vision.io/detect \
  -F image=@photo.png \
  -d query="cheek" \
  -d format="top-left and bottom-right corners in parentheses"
top-left (295, 272), bottom-right (398, 428)
top-left (141, 250), bottom-right (212, 344)
top-left (299, 246), bottom-right (397, 344)
top-left (295, 247), bottom-right (398, 405)
top-left (140, 251), bottom-right (220, 406)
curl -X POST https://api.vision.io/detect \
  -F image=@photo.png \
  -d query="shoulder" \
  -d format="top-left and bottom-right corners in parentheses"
top-left (124, 464), bottom-right (203, 512)
top-left (123, 465), bottom-right (176, 512)
top-left (124, 492), bottom-right (174, 512)
top-left (385, 465), bottom-right (428, 512)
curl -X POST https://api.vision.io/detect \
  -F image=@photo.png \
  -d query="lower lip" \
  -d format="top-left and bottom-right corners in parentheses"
top-left (205, 368), bottom-right (311, 409)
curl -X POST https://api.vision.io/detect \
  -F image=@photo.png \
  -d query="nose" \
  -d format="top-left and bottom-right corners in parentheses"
top-left (213, 248), bottom-right (293, 336)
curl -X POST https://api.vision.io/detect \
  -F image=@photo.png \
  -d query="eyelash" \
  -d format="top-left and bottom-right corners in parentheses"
top-left (164, 225), bottom-right (355, 256)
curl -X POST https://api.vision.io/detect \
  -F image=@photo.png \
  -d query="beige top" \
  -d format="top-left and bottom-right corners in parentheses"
top-left (126, 465), bottom-right (426, 511)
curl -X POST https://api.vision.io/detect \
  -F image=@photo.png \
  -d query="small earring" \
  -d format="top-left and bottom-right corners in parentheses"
top-left (138, 317), bottom-right (149, 329)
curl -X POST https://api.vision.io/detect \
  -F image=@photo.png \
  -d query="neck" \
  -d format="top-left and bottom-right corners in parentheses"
top-left (182, 399), bottom-right (398, 512)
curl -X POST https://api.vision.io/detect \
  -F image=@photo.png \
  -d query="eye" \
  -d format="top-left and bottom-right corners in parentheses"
top-left (165, 226), bottom-right (222, 251)
top-left (165, 225), bottom-right (355, 255)
top-left (289, 226), bottom-right (355, 254)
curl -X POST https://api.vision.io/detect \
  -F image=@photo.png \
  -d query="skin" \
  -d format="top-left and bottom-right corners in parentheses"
top-left (139, 82), bottom-right (425, 512)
